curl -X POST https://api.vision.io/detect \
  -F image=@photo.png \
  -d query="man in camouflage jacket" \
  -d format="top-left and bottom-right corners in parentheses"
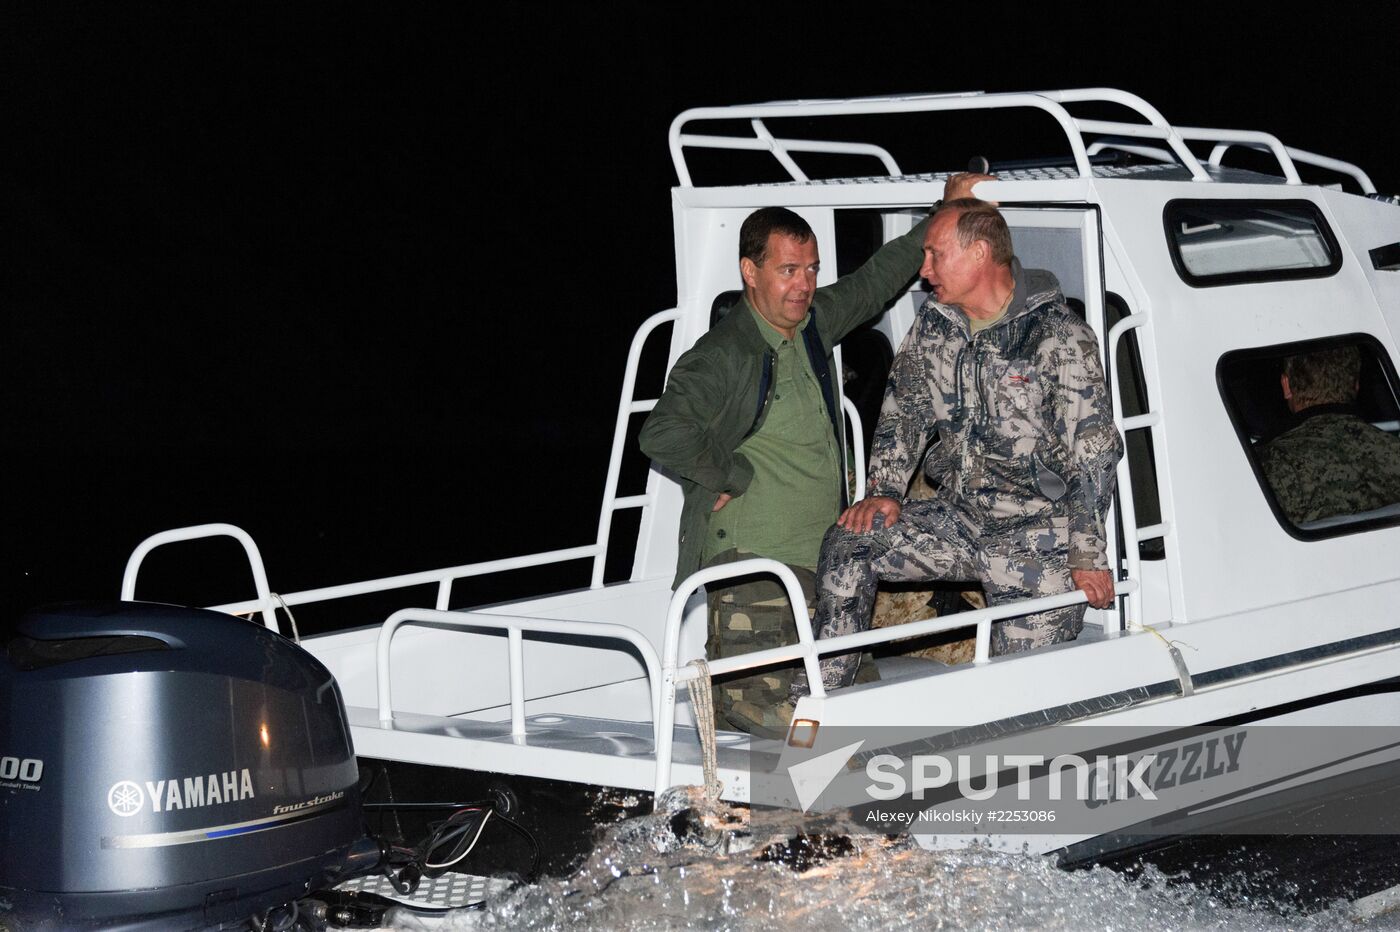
top-left (806, 199), bottom-right (1124, 691)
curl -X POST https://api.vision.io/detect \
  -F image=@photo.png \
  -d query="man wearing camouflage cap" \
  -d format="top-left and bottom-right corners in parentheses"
top-left (1260, 344), bottom-right (1400, 525)
top-left (803, 198), bottom-right (1124, 693)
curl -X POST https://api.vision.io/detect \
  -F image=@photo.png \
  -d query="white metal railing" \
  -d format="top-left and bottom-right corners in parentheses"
top-left (1089, 131), bottom-right (1378, 195)
top-left (592, 307), bottom-right (682, 588)
top-left (364, 557), bottom-right (1140, 802)
top-left (671, 87), bottom-right (1380, 194)
top-left (649, 557), bottom-right (1140, 797)
top-left (671, 92), bottom-right (1099, 187)
top-left (373, 608), bottom-right (662, 743)
top-left (669, 88), bottom-right (1218, 187)
top-left (122, 523), bottom-right (279, 630)
top-left (652, 558), bottom-right (815, 797)
top-left (1045, 88), bottom-right (1208, 182)
top-left (1207, 142), bottom-right (1376, 194)
top-left (676, 122), bottom-right (902, 183)
top-left (207, 544), bottom-right (599, 626)
top-left (124, 308), bottom-right (684, 626)
top-left (1107, 313), bottom-right (1171, 629)
top-left (840, 396), bottom-right (867, 502)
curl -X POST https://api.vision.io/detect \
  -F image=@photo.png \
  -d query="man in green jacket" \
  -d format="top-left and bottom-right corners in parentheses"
top-left (639, 175), bottom-right (981, 737)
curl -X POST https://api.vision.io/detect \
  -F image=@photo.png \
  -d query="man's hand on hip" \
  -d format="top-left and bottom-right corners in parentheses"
top-left (837, 496), bottom-right (901, 533)
top-left (1070, 568), bottom-right (1115, 609)
top-left (712, 492), bottom-right (733, 512)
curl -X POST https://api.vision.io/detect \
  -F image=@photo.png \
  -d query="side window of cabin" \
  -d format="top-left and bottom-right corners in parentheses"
top-left (1164, 200), bottom-right (1341, 287)
top-left (1218, 335), bottom-right (1400, 539)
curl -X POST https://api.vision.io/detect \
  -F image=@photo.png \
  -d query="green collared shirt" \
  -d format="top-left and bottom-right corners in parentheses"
top-left (701, 303), bottom-right (843, 570)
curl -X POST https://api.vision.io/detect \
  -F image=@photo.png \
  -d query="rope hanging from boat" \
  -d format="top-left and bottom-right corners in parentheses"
top-left (1133, 622), bottom-right (1196, 697)
top-left (685, 659), bottom-right (724, 801)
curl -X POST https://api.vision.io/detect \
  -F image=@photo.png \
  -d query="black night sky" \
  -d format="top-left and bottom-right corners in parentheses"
top-left (6, 3), bottom-right (1399, 629)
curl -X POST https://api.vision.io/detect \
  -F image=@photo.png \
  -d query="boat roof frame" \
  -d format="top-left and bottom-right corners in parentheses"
top-left (668, 87), bottom-right (1376, 194)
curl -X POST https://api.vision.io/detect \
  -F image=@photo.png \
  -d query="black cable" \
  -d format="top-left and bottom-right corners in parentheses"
top-left (384, 861), bottom-right (420, 896)
top-left (488, 811), bottom-right (542, 882)
top-left (418, 806), bottom-right (493, 878)
top-left (358, 798), bottom-right (544, 886)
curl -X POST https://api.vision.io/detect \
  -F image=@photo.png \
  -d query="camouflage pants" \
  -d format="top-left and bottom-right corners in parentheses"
top-left (809, 498), bottom-right (1084, 691)
top-left (703, 549), bottom-right (817, 740)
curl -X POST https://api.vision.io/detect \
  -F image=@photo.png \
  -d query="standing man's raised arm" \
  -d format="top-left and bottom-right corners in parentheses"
top-left (815, 173), bottom-right (994, 344)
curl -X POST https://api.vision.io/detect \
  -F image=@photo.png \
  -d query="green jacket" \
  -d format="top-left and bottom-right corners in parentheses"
top-left (640, 215), bottom-right (930, 589)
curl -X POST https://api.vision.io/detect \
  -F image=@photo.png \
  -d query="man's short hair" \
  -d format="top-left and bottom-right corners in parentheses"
top-left (935, 198), bottom-right (1013, 267)
top-left (739, 207), bottom-right (814, 266)
top-left (1284, 345), bottom-right (1362, 408)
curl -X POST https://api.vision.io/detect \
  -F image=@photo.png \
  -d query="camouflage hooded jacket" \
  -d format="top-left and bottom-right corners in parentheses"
top-left (867, 260), bottom-right (1124, 571)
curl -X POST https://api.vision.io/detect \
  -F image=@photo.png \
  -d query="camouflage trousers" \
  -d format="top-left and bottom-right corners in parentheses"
top-left (808, 498), bottom-right (1084, 692)
top-left (702, 549), bottom-right (817, 740)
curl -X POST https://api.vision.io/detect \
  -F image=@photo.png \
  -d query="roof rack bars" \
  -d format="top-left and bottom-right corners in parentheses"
top-left (670, 87), bottom-right (1369, 192)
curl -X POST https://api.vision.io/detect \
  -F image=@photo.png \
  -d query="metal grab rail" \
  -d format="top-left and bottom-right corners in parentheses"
top-left (1043, 88), bottom-right (1208, 182)
top-left (840, 396), bottom-right (867, 503)
top-left (205, 544), bottom-right (599, 618)
top-left (670, 92), bottom-right (1100, 187)
top-left (673, 87), bottom-right (1377, 193)
top-left (1082, 120), bottom-right (1377, 192)
top-left (649, 556), bottom-right (1139, 798)
top-left (128, 307), bottom-right (683, 620)
top-left (374, 607), bottom-right (663, 743)
top-left (1107, 313), bottom-right (1172, 630)
top-left (591, 307), bottom-right (681, 589)
top-left (653, 558), bottom-right (818, 798)
top-left (1177, 127), bottom-right (1301, 185)
top-left (674, 122), bottom-right (903, 183)
top-left (122, 523), bottom-right (279, 631)
top-left (1208, 142), bottom-right (1376, 194)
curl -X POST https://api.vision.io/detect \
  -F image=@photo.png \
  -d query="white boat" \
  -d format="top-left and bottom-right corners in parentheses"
top-left (120, 89), bottom-right (1400, 867)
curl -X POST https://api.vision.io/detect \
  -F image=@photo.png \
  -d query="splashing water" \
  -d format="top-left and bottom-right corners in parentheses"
top-left (380, 794), bottom-right (1400, 931)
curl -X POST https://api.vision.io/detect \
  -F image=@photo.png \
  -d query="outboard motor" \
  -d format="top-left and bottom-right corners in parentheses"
top-left (0, 602), bottom-right (379, 930)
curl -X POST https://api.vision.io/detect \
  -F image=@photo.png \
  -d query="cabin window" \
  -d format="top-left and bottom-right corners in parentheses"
top-left (1164, 200), bottom-right (1341, 287)
top-left (1218, 334), bottom-right (1400, 539)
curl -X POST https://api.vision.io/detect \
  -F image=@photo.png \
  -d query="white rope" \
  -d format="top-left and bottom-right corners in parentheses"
top-left (684, 659), bottom-right (724, 801)
top-left (1130, 621), bottom-right (1196, 696)
top-left (271, 593), bottom-right (301, 642)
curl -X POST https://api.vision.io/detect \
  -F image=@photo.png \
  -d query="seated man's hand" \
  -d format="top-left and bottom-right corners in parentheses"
top-left (943, 171), bottom-right (997, 203)
top-left (837, 496), bottom-right (901, 533)
top-left (712, 492), bottom-right (733, 512)
top-left (1070, 568), bottom-right (1115, 609)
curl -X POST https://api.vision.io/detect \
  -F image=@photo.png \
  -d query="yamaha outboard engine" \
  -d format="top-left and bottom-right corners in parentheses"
top-left (0, 602), bottom-right (378, 930)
